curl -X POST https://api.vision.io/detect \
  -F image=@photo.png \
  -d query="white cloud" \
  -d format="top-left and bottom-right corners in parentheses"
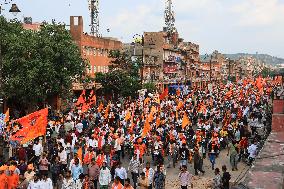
top-left (230, 0), bottom-right (284, 27)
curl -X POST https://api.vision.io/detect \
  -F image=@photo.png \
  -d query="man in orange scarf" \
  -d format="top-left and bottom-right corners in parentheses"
top-left (123, 178), bottom-right (134, 189)
top-left (111, 176), bottom-right (123, 189)
top-left (0, 165), bottom-right (8, 189)
top-left (7, 166), bottom-right (19, 189)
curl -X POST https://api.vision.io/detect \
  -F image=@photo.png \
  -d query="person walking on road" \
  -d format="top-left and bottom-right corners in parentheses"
top-left (153, 166), bottom-right (165, 189)
top-left (99, 162), bottom-right (112, 189)
top-left (178, 165), bottom-right (193, 189)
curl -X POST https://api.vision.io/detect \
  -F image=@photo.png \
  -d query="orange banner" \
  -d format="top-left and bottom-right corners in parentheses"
top-left (10, 108), bottom-right (48, 144)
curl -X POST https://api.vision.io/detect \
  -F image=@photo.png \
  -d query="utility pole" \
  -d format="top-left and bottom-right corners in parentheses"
top-left (0, 45), bottom-right (3, 113)
top-left (209, 55), bottom-right (212, 82)
top-left (228, 59), bottom-right (231, 81)
top-left (89, 0), bottom-right (99, 36)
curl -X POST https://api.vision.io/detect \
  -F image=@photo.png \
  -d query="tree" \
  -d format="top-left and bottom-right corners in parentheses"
top-left (0, 16), bottom-right (87, 113)
top-left (143, 82), bottom-right (157, 93)
top-left (95, 50), bottom-right (142, 98)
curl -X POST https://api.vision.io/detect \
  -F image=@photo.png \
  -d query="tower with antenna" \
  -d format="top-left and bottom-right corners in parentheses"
top-left (164, 0), bottom-right (176, 36)
top-left (88, 0), bottom-right (100, 37)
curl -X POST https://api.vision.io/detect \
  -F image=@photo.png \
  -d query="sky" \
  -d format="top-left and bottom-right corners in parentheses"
top-left (2, 0), bottom-right (284, 58)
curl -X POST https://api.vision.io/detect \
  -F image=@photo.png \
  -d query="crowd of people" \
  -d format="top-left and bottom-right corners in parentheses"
top-left (0, 77), bottom-right (277, 189)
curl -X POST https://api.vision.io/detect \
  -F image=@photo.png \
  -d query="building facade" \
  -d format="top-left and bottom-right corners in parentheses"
top-left (70, 16), bottom-right (122, 79)
top-left (126, 30), bottom-right (200, 91)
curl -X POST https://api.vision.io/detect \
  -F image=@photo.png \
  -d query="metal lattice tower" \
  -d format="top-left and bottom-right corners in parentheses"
top-left (164, 0), bottom-right (176, 35)
top-left (88, 0), bottom-right (99, 36)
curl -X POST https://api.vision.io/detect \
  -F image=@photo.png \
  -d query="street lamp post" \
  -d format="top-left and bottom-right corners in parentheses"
top-left (0, 2), bottom-right (21, 113)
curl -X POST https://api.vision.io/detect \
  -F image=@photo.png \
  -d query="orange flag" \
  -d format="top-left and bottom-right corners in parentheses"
top-left (156, 117), bottom-right (161, 127)
top-left (10, 108), bottom-right (48, 144)
top-left (125, 110), bottom-right (131, 121)
top-left (76, 90), bottom-right (86, 106)
top-left (81, 103), bottom-right (90, 113)
top-left (77, 147), bottom-right (83, 162)
top-left (104, 104), bottom-right (110, 119)
top-left (177, 101), bottom-right (184, 110)
top-left (97, 103), bottom-right (104, 113)
top-left (89, 90), bottom-right (96, 106)
top-left (144, 97), bottom-right (150, 105)
top-left (4, 108), bottom-right (9, 123)
top-left (142, 117), bottom-right (151, 137)
top-left (148, 112), bottom-right (154, 123)
top-left (159, 88), bottom-right (169, 100)
top-left (182, 112), bottom-right (190, 129)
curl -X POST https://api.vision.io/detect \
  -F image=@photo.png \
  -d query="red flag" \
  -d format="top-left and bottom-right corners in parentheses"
top-left (159, 88), bottom-right (169, 100)
top-left (10, 108), bottom-right (48, 144)
top-left (76, 90), bottom-right (86, 106)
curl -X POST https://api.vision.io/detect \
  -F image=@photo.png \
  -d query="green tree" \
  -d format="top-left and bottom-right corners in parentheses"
top-left (95, 50), bottom-right (142, 98)
top-left (0, 16), bottom-right (87, 113)
top-left (143, 82), bottom-right (157, 93)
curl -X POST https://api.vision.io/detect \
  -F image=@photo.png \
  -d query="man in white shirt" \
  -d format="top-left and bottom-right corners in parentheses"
top-left (143, 162), bottom-right (155, 189)
top-left (27, 174), bottom-right (42, 189)
top-left (75, 122), bottom-right (83, 133)
top-left (114, 162), bottom-right (127, 185)
top-left (88, 137), bottom-right (98, 149)
top-left (58, 147), bottom-right (68, 171)
top-left (99, 162), bottom-right (112, 189)
top-left (33, 140), bottom-right (43, 167)
top-left (248, 141), bottom-right (258, 165)
top-left (114, 137), bottom-right (122, 160)
top-left (40, 175), bottom-right (53, 189)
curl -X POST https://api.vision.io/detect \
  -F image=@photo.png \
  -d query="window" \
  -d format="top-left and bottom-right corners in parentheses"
top-left (93, 48), bottom-right (97, 56)
top-left (93, 65), bottom-right (97, 73)
top-left (97, 66), bottom-right (101, 72)
top-left (74, 17), bottom-right (79, 25)
top-left (86, 64), bottom-right (92, 74)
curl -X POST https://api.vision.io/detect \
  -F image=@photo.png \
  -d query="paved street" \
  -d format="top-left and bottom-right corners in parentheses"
top-left (120, 150), bottom-right (248, 189)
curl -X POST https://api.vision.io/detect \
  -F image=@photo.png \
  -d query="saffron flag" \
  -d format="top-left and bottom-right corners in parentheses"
top-left (125, 110), bottom-right (131, 121)
top-left (104, 104), bottom-right (110, 119)
top-left (159, 88), bottom-right (169, 100)
top-left (89, 90), bottom-right (96, 106)
top-left (81, 103), bottom-right (90, 113)
top-left (156, 117), bottom-right (161, 127)
top-left (182, 112), bottom-right (190, 129)
top-left (76, 90), bottom-right (86, 106)
top-left (144, 97), bottom-right (150, 105)
top-left (4, 108), bottom-right (9, 123)
top-left (148, 112), bottom-right (154, 123)
top-left (97, 103), bottom-right (104, 113)
top-left (142, 117), bottom-right (151, 137)
top-left (10, 108), bottom-right (48, 144)
top-left (177, 101), bottom-right (184, 110)
top-left (77, 147), bottom-right (83, 163)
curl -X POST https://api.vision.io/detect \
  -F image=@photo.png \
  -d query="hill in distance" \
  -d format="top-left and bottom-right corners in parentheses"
top-left (224, 53), bottom-right (284, 66)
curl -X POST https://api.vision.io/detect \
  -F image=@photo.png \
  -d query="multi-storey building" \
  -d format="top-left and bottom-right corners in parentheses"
top-left (70, 16), bottom-right (122, 90)
top-left (127, 30), bottom-right (200, 91)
